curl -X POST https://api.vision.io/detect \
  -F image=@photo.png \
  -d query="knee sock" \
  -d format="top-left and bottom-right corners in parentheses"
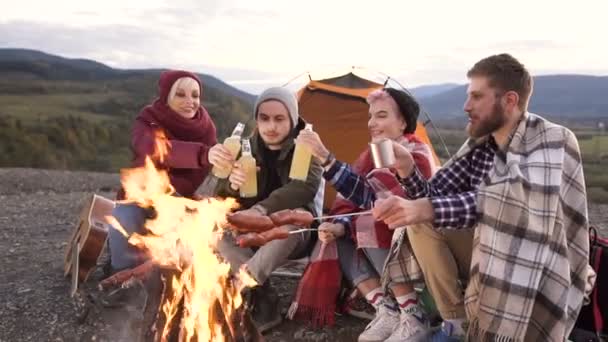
top-left (364, 287), bottom-right (385, 311)
top-left (395, 292), bottom-right (419, 314)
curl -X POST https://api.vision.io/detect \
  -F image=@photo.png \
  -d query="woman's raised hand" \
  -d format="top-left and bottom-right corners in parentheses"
top-left (208, 143), bottom-right (234, 169)
top-left (391, 140), bottom-right (415, 177)
top-left (318, 222), bottom-right (345, 243)
top-left (296, 130), bottom-right (331, 164)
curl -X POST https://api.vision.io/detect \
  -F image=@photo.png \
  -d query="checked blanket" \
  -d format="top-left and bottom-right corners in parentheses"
top-left (463, 113), bottom-right (595, 341)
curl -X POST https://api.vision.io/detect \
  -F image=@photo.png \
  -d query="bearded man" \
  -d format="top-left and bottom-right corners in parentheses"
top-left (371, 53), bottom-right (595, 341)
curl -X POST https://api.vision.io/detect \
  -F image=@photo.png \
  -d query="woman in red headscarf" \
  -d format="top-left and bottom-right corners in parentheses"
top-left (109, 70), bottom-right (233, 271)
top-left (118, 70), bottom-right (236, 198)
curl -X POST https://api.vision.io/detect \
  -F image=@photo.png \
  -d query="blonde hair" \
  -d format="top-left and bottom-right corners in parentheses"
top-left (167, 77), bottom-right (200, 103)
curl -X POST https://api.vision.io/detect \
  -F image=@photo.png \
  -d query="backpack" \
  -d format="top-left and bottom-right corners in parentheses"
top-left (570, 226), bottom-right (608, 341)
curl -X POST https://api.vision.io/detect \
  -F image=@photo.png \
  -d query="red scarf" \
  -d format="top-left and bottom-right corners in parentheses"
top-left (287, 133), bottom-right (435, 327)
top-left (137, 70), bottom-right (215, 143)
top-left (117, 70), bottom-right (216, 200)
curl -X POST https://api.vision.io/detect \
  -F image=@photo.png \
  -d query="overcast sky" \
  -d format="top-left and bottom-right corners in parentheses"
top-left (1, 0), bottom-right (607, 94)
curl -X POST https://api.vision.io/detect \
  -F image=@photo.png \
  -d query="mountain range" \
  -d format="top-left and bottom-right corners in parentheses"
top-left (3, 48), bottom-right (607, 122)
top-left (416, 75), bottom-right (608, 126)
top-left (0, 48), bottom-right (255, 103)
top-left (410, 83), bottom-right (460, 98)
top-left (0, 48), bottom-right (607, 171)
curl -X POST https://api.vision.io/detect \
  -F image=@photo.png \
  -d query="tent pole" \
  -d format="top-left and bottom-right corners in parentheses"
top-left (382, 76), bottom-right (453, 160)
top-left (281, 71), bottom-right (310, 87)
top-left (421, 110), bottom-right (452, 160)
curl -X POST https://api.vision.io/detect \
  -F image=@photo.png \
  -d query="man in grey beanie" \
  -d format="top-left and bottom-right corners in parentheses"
top-left (213, 86), bottom-right (324, 333)
top-left (253, 86), bottom-right (300, 131)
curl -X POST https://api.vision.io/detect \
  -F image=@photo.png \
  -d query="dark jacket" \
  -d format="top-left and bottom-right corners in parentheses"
top-left (215, 118), bottom-right (323, 215)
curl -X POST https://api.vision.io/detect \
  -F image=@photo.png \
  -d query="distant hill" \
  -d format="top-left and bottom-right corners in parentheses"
top-left (0, 49), bottom-right (256, 172)
top-left (419, 75), bottom-right (608, 125)
top-left (410, 83), bottom-right (459, 98)
top-left (0, 48), bottom-right (256, 103)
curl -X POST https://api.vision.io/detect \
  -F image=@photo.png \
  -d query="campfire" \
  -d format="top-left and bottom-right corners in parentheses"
top-left (103, 133), bottom-right (261, 341)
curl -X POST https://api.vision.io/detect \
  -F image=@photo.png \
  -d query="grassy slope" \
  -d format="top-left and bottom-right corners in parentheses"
top-left (0, 74), bottom-right (253, 172)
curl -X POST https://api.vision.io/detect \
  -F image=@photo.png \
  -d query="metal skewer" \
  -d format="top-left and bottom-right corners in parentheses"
top-left (313, 210), bottom-right (372, 221)
top-left (288, 228), bottom-right (319, 234)
top-left (288, 211), bottom-right (373, 234)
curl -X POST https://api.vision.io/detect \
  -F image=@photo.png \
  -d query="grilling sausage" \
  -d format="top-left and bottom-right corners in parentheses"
top-left (269, 209), bottom-right (314, 227)
top-left (226, 212), bottom-right (275, 232)
top-left (236, 233), bottom-right (265, 247)
top-left (236, 227), bottom-right (290, 247)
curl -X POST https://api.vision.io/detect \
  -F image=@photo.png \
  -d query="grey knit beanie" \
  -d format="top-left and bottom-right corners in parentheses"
top-left (253, 87), bottom-right (299, 128)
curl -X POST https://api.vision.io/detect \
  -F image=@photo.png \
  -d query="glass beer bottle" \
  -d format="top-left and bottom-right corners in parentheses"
top-left (289, 123), bottom-right (313, 181)
top-left (211, 122), bottom-right (245, 179)
top-left (239, 139), bottom-right (258, 198)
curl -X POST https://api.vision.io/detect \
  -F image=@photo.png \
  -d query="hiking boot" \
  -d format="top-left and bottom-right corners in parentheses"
top-left (247, 281), bottom-right (282, 334)
top-left (385, 312), bottom-right (430, 342)
top-left (358, 303), bottom-right (399, 342)
top-left (343, 289), bottom-right (375, 320)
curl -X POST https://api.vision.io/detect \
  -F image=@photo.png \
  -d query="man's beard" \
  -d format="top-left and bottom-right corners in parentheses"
top-left (467, 101), bottom-right (506, 138)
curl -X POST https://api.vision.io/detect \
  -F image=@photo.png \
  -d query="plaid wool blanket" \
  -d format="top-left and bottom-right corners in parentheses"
top-left (462, 113), bottom-right (595, 341)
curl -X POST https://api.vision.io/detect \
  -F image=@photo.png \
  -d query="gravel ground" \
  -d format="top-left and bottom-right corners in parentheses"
top-left (0, 168), bottom-right (367, 342)
top-left (0, 168), bottom-right (606, 342)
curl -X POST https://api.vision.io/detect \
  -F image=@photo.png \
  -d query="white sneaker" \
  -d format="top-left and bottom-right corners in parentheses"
top-left (357, 304), bottom-right (400, 342)
top-left (384, 312), bottom-right (430, 342)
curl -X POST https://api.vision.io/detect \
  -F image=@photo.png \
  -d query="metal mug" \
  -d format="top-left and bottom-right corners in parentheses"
top-left (369, 138), bottom-right (395, 168)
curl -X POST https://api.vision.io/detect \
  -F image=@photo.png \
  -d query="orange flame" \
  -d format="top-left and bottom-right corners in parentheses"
top-left (153, 130), bottom-right (171, 164)
top-left (114, 136), bottom-right (255, 341)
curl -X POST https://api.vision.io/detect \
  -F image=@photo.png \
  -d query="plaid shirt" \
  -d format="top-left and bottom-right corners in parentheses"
top-left (400, 138), bottom-right (497, 229)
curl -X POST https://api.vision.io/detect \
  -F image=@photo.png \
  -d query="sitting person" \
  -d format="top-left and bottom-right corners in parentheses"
top-left (213, 87), bottom-right (323, 333)
top-left (372, 54), bottom-right (596, 341)
top-left (108, 70), bottom-right (227, 272)
top-left (291, 88), bottom-right (437, 341)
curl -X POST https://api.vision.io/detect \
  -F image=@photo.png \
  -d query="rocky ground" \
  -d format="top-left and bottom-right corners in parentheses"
top-left (0, 168), bottom-right (606, 342)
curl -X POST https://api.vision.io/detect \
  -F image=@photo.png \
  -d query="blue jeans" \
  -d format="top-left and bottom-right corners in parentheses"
top-left (336, 236), bottom-right (389, 287)
top-left (108, 203), bottom-right (147, 270)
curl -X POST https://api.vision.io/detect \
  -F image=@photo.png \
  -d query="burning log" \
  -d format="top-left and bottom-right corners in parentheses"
top-left (138, 269), bottom-right (263, 342)
top-left (211, 277), bottom-right (264, 342)
top-left (99, 263), bottom-right (264, 341)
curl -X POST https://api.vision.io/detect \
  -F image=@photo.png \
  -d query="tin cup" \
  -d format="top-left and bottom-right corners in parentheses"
top-left (369, 138), bottom-right (395, 168)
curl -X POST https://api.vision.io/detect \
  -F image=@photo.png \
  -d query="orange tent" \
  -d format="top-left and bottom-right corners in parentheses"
top-left (297, 72), bottom-right (439, 209)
